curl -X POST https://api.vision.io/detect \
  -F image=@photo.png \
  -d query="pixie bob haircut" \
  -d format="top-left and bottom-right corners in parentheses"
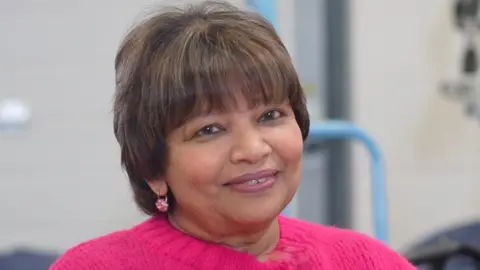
top-left (113, 1), bottom-right (310, 215)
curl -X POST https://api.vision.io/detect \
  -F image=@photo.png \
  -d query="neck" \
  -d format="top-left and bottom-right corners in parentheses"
top-left (168, 210), bottom-right (280, 258)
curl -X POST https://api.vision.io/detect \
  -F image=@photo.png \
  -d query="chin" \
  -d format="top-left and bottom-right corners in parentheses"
top-left (230, 203), bottom-right (286, 226)
top-left (222, 188), bottom-right (294, 225)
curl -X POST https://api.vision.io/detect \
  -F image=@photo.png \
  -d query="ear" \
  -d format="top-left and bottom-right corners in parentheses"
top-left (146, 178), bottom-right (168, 196)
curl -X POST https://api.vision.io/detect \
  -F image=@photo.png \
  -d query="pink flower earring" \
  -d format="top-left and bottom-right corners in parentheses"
top-left (155, 195), bottom-right (169, 212)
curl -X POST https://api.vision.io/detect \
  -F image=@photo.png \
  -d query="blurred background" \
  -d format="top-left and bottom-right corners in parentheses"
top-left (1, 0), bottom-right (480, 268)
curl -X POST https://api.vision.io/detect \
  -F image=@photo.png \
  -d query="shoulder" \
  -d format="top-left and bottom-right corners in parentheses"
top-left (50, 218), bottom-right (163, 270)
top-left (50, 228), bottom-right (136, 270)
top-left (279, 216), bottom-right (416, 269)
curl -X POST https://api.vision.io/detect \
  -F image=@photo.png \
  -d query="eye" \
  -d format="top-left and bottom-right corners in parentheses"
top-left (194, 124), bottom-right (223, 137)
top-left (259, 109), bottom-right (285, 122)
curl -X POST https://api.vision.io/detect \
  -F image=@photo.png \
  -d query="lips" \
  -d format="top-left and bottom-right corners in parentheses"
top-left (225, 169), bottom-right (279, 186)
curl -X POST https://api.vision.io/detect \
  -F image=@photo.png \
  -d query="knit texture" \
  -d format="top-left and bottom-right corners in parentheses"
top-left (50, 215), bottom-right (415, 269)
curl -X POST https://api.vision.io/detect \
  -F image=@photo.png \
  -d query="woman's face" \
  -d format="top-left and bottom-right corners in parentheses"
top-left (155, 97), bottom-right (303, 230)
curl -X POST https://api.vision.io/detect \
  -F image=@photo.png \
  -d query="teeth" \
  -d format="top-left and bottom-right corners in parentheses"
top-left (245, 178), bottom-right (267, 185)
top-left (257, 178), bottom-right (267, 183)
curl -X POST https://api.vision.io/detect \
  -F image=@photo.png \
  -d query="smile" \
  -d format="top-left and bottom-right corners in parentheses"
top-left (225, 169), bottom-right (279, 193)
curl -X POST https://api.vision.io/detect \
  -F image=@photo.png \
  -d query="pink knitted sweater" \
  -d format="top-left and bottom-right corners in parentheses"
top-left (50, 215), bottom-right (415, 269)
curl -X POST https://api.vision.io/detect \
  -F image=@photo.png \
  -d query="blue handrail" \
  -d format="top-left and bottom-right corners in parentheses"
top-left (309, 121), bottom-right (389, 244)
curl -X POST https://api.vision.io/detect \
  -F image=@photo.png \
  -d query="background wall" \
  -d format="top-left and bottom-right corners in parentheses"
top-left (0, 0), bottom-right (151, 252)
top-left (350, 0), bottom-right (480, 249)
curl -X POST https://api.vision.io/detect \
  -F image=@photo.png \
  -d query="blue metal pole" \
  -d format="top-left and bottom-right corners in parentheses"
top-left (309, 121), bottom-right (389, 244)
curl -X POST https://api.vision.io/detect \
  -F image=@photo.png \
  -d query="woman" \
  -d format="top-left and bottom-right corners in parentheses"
top-left (51, 1), bottom-right (415, 269)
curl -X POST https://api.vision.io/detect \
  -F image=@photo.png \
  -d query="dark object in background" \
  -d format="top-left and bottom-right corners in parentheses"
top-left (455, 0), bottom-right (480, 30)
top-left (464, 43), bottom-right (478, 74)
top-left (404, 221), bottom-right (480, 270)
top-left (0, 249), bottom-right (58, 270)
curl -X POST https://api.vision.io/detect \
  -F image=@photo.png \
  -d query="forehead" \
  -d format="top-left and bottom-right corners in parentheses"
top-left (193, 90), bottom-right (287, 114)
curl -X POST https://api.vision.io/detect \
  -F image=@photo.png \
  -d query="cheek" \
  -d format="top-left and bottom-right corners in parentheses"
top-left (166, 145), bottom-right (226, 188)
top-left (274, 123), bottom-right (304, 165)
top-left (284, 137), bottom-right (303, 164)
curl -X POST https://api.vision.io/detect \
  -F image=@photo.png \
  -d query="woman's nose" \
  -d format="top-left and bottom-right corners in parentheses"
top-left (230, 129), bottom-right (272, 164)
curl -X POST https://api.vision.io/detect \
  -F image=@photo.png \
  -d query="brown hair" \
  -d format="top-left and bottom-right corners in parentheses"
top-left (113, 0), bottom-right (310, 215)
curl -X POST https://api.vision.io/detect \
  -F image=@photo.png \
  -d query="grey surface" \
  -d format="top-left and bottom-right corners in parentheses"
top-left (323, 0), bottom-right (352, 228)
top-left (294, 0), bottom-right (326, 120)
top-left (292, 0), bottom-right (329, 225)
top-left (0, 0), bottom-right (153, 252)
top-left (297, 151), bottom-right (329, 224)
top-left (293, 0), bottom-right (352, 227)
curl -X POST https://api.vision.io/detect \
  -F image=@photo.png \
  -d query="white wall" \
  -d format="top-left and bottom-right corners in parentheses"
top-left (350, 0), bottom-right (480, 249)
top-left (0, 0), bottom-right (155, 253)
